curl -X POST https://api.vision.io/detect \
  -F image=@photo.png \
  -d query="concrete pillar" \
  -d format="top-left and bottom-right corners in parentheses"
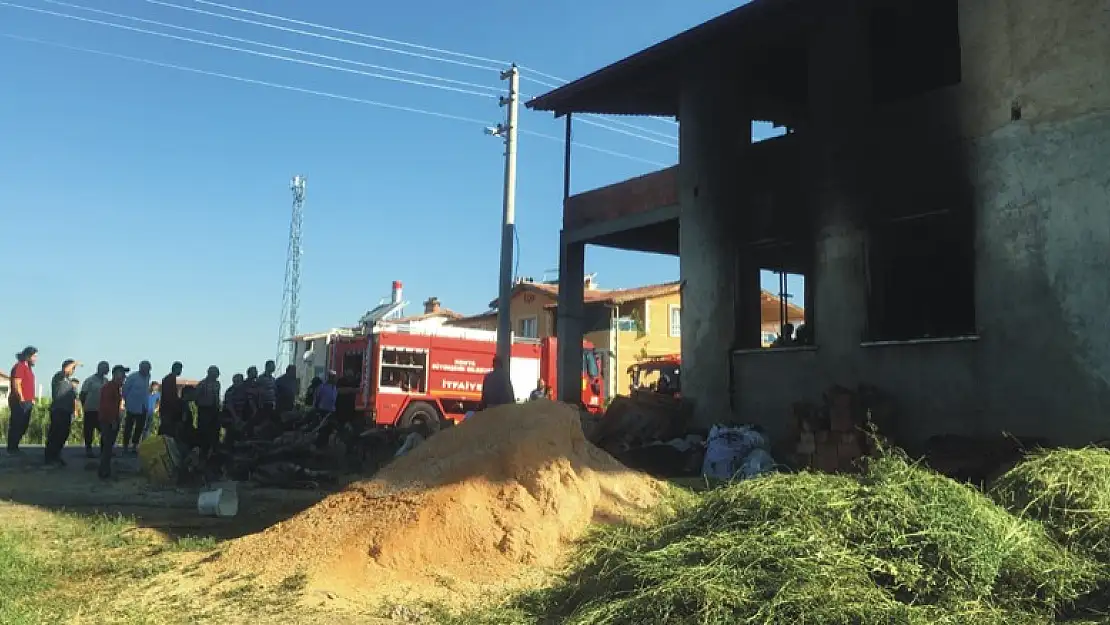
top-left (734, 252), bottom-right (763, 349)
top-left (807, 3), bottom-right (873, 372)
top-left (678, 73), bottom-right (752, 424)
top-left (556, 232), bottom-right (585, 403)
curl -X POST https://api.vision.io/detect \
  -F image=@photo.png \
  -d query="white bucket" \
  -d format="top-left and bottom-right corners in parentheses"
top-left (197, 482), bottom-right (239, 518)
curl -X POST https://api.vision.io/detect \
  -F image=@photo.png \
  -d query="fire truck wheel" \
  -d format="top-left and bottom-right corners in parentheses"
top-left (398, 401), bottom-right (441, 432)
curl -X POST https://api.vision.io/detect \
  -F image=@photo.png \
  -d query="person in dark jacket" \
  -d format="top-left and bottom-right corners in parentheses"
top-left (194, 366), bottom-right (223, 458)
top-left (46, 359), bottom-right (80, 466)
top-left (304, 376), bottom-right (323, 407)
top-left (275, 365), bottom-right (298, 413)
top-left (159, 362), bottom-right (184, 437)
top-left (479, 357), bottom-right (516, 411)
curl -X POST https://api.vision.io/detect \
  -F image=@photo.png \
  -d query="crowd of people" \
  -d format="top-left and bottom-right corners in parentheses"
top-left (6, 345), bottom-right (530, 481)
top-left (5, 346), bottom-right (305, 480)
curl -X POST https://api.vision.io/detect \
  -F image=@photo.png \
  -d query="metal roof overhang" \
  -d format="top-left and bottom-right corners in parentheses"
top-left (526, 0), bottom-right (819, 119)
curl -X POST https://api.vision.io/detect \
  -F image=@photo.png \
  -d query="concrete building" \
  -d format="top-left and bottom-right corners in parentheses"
top-left (529, 0), bottom-right (1110, 448)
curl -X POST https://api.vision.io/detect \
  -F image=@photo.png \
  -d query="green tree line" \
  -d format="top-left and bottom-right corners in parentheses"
top-left (0, 399), bottom-right (162, 446)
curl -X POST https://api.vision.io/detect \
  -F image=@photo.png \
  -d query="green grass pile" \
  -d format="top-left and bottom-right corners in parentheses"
top-left (993, 447), bottom-right (1110, 565)
top-left (481, 453), bottom-right (1105, 625)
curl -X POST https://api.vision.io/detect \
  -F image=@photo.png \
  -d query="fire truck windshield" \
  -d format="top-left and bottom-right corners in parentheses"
top-left (582, 349), bottom-right (600, 378)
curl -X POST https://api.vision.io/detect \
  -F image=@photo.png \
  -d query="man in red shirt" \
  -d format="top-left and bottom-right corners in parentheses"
top-left (97, 365), bottom-right (128, 479)
top-left (7, 346), bottom-right (38, 455)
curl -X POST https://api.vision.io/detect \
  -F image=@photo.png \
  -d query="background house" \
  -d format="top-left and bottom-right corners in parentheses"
top-left (390, 297), bottom-right (463, 329)
top-left (451, 277), bottom-right (802, 398)
top-left (449, 310), bottom-right (498, 331)
top-left (0, 371), bottom-right (9, 405)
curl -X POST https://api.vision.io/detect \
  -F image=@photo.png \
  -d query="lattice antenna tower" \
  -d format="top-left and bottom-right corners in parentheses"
top-left (277, 174), bottom-right (307, 367)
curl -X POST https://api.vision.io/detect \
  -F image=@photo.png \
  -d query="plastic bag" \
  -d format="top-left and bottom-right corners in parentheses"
top-left (138, 435), bottom-right (182, 484)
top-left (737, 448), bottom-right (776, 479)
top-left (701, 425), bottom-right (769, 480)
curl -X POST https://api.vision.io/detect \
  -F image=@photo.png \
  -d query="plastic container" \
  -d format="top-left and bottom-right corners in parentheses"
top-left (197, 482), bottom-right (239, 517)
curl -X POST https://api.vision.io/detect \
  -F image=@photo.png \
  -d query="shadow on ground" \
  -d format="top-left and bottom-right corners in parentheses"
top-left (0, 445), bottom-right (334, 541)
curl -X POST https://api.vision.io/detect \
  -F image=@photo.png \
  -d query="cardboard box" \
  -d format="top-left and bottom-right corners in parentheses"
top-left (827, 388), bottom-right (857, 432)
top-left (796, 431), bottom-right (817, 456)
top-left (837, 432), bottom-right (864, 472)
top-left (814, 438), bottom-right (839, 473)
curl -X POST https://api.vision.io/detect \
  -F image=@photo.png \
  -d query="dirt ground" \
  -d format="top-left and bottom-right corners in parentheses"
top-left (0, 446), bottom-right (332, 540)
top-left (0, 406), bottom-right (667, 624)
top-left (0, 446), bottom-right (415, 624)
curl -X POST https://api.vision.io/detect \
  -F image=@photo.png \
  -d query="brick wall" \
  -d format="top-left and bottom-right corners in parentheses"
top-left (564, 166), bottom-right (678, 231)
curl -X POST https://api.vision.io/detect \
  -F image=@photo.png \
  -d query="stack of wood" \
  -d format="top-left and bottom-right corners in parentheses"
top-left (588, 393), bottom-right (692, 455)
top-left (788, 385), bottom-right (895, 474)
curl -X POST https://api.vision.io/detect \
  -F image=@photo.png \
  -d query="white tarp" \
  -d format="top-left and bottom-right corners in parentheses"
top-left (701, 425), bottom-right (775, 480)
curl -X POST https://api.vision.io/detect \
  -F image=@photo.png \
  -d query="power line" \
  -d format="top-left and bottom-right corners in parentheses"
top-left (517, 91), bottom-right (677, 146)
top-left (519, 67), bottom-right (680, 128)
top-left (0, 34), bottom-right (491, 124)
top-left (521, 81), bottom-right (677, 142)
top-left (582, 114), bottom-right (677, 141)
top-left (167, 0), bottom-right (681, 135)
top-left (517, 65), bottom-right (570, 85)
top-left (39, 0), bottom-right (503, 94)
top-left (144, 0), bottom-right (681, 141)
top-left (1, 33), bottom-right (671, 168)
top-left (191, 0), bottom-right (511, 68)
top-left (17, 0), bottom-right (674, 149)
top-left (520, 130), bottom-right (671, 168)
top-left (135, 0), bottom-right (503, 72)
top-left (1, 1), bottom-right (497, 98)
top-left (575, 117), bottom-right (677, 148)
top-left (519, 74), bottom-right (674, 139)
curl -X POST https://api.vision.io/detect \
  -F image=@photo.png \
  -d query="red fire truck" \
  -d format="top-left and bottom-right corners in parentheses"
top-left (324, 323), bottom-right (606, 429)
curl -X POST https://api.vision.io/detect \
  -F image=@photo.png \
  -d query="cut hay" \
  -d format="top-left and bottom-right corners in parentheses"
top-left (497, 453), bottom-right (1102, 625)
top-left (992, 447), bottom-right (1110, 564)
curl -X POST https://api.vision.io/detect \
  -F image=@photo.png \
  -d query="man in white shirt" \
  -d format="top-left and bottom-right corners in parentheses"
top-left (79, 361), bottom-right (111, 458)
top-left (121, 361), bottom-right (153, 454)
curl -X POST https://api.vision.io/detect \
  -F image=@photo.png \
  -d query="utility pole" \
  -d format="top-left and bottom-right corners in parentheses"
top-left (494, 64), bottom-right (520, 369)
top-left (277, 174), bottom-right (307, 368)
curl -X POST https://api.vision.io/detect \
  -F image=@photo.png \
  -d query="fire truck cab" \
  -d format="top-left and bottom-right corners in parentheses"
top-left (627, 354), bottom-right (681, 397)
top-left (325, 323), bottom-right (605, 429)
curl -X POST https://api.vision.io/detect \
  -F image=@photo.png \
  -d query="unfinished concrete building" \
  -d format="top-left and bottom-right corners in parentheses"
top-left (530, 0), bottom-right (1110, 448)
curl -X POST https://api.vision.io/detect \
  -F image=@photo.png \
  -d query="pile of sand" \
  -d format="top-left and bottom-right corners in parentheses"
top-left (221, 400), bottom-right (664, 592)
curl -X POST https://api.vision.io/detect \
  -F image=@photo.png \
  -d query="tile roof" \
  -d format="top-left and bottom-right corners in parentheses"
top-left (455, 309), bottom-right (498, 321)
top-left (760, 289), bottom-right (806, 319)
top-left (492, 281), bottom-right (683, 309)
top-left (392, 309), bottom-right (465, 323)
top-left (539, 287), bottom-right (807, 317)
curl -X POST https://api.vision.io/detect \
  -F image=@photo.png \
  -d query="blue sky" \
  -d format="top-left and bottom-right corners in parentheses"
top-left (0, 0), bottom-right (798, 380)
